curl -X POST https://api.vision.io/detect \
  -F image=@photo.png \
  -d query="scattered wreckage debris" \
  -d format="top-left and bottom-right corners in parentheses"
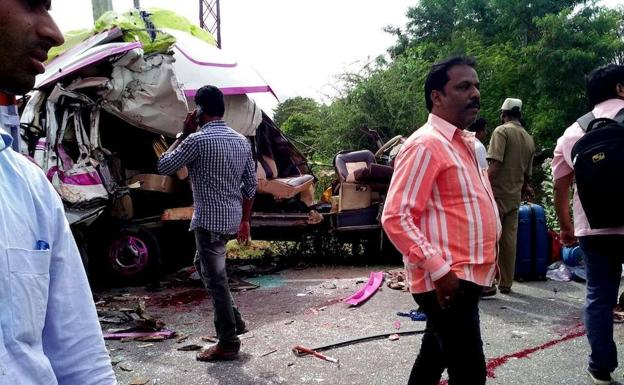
top-left (292, 345), bottom-right (340, 365)
top-left (396, 309), bottom-right (427, 321)
top-left (386, 270), bottom-right (407, 291)
top-left (103, 330), bottom-right (175, 341)
top-left (260, 349), bottom-right (279, 357)
top-left (201, 336), bottom-right (218, 343)
top-left (97, 298), bottom-right (175, 341)
top-left (177, 344), bottom-right (203, 352)
top-left (344, 271), bottom-right (384, 306)
top-left (294, 329), bottom-right (425, 357)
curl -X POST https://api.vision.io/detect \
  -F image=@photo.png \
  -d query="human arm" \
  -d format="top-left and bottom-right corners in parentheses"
top-left (157, 112), bottom-right (199, 175)
top-left (487, 126), bottom-right (506, 183)
top-left (43, 197), bottom-right (117, 384)
top-left (238, 144), bottom-right (257, 245)
top-left (157, 134), bottom-right (198, 176)
top-left (381, 142), bottom-right (457, 305)
top-left (488, 159), bottom-right (502, 182)
top-left (554, 172), bottom-right (576, 246)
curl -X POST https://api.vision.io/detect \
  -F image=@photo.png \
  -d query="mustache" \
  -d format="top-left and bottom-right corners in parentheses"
top-left (466, 100), bottom-right (481, 110)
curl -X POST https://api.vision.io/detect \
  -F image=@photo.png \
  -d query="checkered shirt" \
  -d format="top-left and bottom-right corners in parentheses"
top-left (158, 120), bottom-right (257, 234)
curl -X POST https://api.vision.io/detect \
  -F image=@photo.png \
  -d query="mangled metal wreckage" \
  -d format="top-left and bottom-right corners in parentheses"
top-left (18, 10), bottom-right (321, 280)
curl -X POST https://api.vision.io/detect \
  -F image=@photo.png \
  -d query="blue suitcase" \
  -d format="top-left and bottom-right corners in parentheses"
top-left (514, 203), bottom-right (549, 281)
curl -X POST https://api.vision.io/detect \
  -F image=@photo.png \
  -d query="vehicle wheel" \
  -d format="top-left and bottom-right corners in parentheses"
top-left (107, 227), bottom-right (160, 282)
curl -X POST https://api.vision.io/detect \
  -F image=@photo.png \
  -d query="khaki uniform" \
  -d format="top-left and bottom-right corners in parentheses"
top-left (487, 120), bottom-right (535, 289)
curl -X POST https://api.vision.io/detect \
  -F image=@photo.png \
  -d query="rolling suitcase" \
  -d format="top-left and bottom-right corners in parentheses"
top-left (515, 203), bottom-right (549, 281)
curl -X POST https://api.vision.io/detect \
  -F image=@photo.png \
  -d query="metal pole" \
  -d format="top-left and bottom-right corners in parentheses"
top-left (199, 0), bottom-right (222, 48)
top-left (215, 0), bottom-right (221, 48)
top-left (91, 0), bottom-right (113, 21)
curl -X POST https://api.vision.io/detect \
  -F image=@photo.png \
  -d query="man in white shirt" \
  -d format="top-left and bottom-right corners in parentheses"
top-left (468, 117), bottom-right (488, 171)
top-left (0, 1), bottom-right (117, 384)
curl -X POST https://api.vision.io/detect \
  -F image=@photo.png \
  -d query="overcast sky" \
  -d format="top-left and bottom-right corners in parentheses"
top-left (50, 0), bottom-right (623, 112)
top-left (50, 0), bottom-right (414, 111)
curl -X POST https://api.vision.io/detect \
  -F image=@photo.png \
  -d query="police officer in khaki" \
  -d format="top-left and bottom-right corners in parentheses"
top-left (485, 98), bottom-right (535, 295)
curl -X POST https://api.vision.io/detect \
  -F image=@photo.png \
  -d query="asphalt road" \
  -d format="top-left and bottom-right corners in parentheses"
top-left (100, 265), bottom-right (624, 385)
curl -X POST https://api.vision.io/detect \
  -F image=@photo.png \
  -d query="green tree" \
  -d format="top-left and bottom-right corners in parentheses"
top-left (273, 97), bottom-right (321, 127)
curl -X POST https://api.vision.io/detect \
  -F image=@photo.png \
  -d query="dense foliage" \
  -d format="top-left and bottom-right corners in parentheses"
top-left (275, 0), bottom-right (624, 164)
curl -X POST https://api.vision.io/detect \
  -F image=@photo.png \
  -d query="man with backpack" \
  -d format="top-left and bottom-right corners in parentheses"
top-left (552, 64), bottom-right (624, 385)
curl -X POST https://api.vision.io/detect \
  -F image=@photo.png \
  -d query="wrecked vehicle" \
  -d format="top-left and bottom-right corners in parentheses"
top-left (19, 9), bottom-right (400, 282)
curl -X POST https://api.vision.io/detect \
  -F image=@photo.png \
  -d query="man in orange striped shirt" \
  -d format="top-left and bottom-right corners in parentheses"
top-left (382, 56), bottom-right (500, 385)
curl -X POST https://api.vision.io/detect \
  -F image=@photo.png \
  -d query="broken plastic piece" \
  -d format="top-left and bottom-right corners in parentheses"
top-left (344, 271), bottom-right (384, 306)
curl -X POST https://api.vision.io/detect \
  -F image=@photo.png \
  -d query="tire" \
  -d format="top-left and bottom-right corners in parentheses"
top-left (107, 227), bottom-right (161, 282)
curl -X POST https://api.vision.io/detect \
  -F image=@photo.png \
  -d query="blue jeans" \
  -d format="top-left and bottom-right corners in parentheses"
top-left (409, 280), bottom-right (485, 385)
top-left (194, 228), bottom-right (243, 347)
top-left (579, 235), bottom-right (624, 373)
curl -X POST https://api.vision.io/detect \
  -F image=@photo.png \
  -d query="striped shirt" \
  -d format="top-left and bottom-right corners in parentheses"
top-left (382, 114), bottom-right (500, 293)
top-left (158, 120), bottom-right (257, 234)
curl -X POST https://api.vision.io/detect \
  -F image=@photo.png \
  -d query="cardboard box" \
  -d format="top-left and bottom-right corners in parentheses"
top-left (339, 182), bottom-right (372, 211)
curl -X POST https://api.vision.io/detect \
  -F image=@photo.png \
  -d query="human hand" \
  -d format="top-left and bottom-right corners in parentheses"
top-left (560, 227), bottom-right (577, 247)
top-left (433, 270), bottom-right (460, 309)
top-left (237, 220), bottom-right (251, 246)
top-left (182, 110), bottom-right (198, 137)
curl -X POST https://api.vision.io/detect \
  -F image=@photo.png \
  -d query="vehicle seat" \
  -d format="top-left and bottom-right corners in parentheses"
top-left (334, 150), bottom-right (393, 192)
top-left (256, 155), bottom-right (315, 206)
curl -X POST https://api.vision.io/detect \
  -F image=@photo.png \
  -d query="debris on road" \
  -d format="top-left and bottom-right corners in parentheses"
top-left (396, 309), bottom-right (427, 321)
top-left (388, 334), bottom-right (400, 341)
top-left (201, 336), bottom-right (218, 343)
top-left (176, 335), bottom-right (189, 343)
top-left (344, 271), bottom-right (384, 306)
top-left (130, 379), bottom-right (150, 385)
top-left (177, 344), bottom-right (203, 351)
top-left (294, 329), bottom-right (426, 356)
top-left (103, 330), bottom-right (175, 341)
top-left (292, 345), bottom-right (339, 364)
top-left (393, 320), bottom-right (401, 330)
top-left (386, 271), bottom-right (407, 291)
top-left (260, 349), bottom-right (278, 357)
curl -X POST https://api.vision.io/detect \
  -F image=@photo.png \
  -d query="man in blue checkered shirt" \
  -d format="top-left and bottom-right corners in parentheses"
top-left (158, 85), bottom-right (256, 362)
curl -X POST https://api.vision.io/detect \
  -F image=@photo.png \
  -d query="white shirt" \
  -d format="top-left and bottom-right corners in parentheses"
top-left (474, 138), bottom-right (488, 171)
top-left (0, 125), bottom-right (116, 385)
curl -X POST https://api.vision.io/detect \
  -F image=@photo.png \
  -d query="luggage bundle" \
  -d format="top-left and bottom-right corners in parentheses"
top-left (515, 203), bottom-right (549, 281)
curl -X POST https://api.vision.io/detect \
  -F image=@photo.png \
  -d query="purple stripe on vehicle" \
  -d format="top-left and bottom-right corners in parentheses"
top-left (38, 42), bottom-right (143, 88)
top-left (174, 45), bottom-right (238, 68)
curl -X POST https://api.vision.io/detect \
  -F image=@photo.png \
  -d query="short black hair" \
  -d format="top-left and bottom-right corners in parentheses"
top-left (502, 107), bottom-right (522, 120)
top-left (468, 117), bottom-right (487, 133)
top-left (586, 64), bottom-right (624, 108)
top-left (424, 56), bottom-right (477, 112)
top-left (195, 85), bottom-right (225, 117)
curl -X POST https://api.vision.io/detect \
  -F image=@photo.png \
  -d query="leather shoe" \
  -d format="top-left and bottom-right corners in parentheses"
top-left (196, 344), bottom-right (240, 362)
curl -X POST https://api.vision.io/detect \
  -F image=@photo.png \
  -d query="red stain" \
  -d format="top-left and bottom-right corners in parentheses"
top-left (439, 323), bottom-right (586, 384)
top-left (151, 289), bottom-right (208, 307)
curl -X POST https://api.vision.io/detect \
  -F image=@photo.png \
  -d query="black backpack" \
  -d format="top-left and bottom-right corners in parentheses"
top-left (571, 109), bottom-right (624, 229)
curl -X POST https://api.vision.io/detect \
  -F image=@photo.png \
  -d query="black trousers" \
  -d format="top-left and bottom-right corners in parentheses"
top-left (408, 280), bottom-right (486, 385)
